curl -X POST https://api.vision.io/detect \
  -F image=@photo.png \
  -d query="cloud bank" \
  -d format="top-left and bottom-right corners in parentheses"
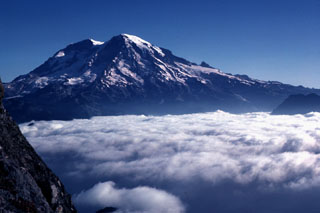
top-left (73, 181), bottom-right (184, 213)
top-left (20, 111), bottom-right (320, 212)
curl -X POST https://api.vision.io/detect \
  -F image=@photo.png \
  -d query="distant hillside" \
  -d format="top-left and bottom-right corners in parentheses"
top-left (272, 93), bottom-right (320, 115)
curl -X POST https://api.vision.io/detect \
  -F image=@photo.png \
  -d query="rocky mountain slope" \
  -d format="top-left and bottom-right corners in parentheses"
top-left (0, 81), bottom-right (76, 212)
top-left (272, 93), bottom-right (320, 115)
top-left (4, 34), bottom-right (320, 122)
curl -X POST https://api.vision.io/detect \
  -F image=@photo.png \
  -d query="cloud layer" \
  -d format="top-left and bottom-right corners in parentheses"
top-left (20, 111), bottom-right (320, 212)
top-left (73, 181), bottom-right (184, 213)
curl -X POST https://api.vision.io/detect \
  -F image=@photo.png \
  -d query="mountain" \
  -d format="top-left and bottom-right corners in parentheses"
top-left (0, 81), bottom-right (76, 212)
top-left (272, 93), bottom-right (320, 115)
top-left (3, 34), bottom-right (320, 123)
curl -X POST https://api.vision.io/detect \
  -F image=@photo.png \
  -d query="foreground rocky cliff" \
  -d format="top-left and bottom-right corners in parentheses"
top-left (0, 81), bottom-right (76, 212)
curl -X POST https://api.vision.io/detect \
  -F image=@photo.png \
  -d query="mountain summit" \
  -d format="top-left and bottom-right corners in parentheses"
top-left (4, 34), bottom-right (320, 122)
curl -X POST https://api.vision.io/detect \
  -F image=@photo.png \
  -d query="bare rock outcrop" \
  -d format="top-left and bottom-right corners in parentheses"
top-left (0, 79), bottom-right (76, 212)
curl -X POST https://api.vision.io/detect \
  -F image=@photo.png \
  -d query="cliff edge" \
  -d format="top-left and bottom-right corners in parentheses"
top-left (0, 79), bottom-right (76, 212)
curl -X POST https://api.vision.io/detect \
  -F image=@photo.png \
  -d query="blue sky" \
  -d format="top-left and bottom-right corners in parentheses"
top-left (1, 0), bottom-right (319, 88)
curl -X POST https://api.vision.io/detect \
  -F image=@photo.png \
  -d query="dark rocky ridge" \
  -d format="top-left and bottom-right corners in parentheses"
top-left (0, 80), bottom-right (76, 212)
top-left (272, 93), bottom-right (320, 115)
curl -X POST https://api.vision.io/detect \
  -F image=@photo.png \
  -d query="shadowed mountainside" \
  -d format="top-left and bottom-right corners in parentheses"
top-left (272, 93), bottom-right (320, 115)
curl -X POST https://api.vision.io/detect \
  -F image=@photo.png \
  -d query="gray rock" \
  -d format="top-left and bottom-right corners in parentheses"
top-left (0, 80), bottom-right (76, 212)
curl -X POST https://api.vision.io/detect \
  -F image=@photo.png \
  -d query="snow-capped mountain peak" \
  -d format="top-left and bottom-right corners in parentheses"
top-left (4, 34), bottom-right (320, 123)
top-left (122, 33), bottom-right (151, 46)
top-left (121, 33), bottom-right (165, 57)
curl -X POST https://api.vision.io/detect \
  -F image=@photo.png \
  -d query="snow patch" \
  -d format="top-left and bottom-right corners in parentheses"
top-left (104, 68), bottom-right (127, 86)
top-left (4, 95), bottom-right (23, 100)
top-left (117, 60), bottom-right (144, 84)
top-left (64, 77), bottom-right (84, 85)
top-left (90, 39), bottom-right (104, 46)
top-left (35, 77), bottom-right (49, 88)
top-left (84, 70), bottom-right (97, 82)
top-left (176, 63), bottom-right (254, 86)
top-left (122, 34), bottom-right (165, 57)
top-left (122, 34), bottom-right (151, 47)
top-left (153, 46), bottom-right (165, 57)
top-left (55, 51), bottom-right (65, 58)
top-left (234, 94), bottom-right (248, 102)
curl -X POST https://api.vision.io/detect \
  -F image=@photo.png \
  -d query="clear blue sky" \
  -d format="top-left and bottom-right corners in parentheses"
top-left (1, 0), bottom-right (319, 88)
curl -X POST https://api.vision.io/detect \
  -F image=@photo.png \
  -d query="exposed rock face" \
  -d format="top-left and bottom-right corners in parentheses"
top-left (272, 93), bottom-right (320, 115)
top-left (0, 80), bottom-right (76, 212)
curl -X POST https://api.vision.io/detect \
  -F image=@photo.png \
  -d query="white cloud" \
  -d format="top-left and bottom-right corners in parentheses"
top-left (20, 111), bottom-right (320, 211)
top-left (73, 181), bottom-right (185, 213)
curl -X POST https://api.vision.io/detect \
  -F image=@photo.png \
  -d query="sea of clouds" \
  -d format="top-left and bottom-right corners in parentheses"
top-left (20, 111), bottom-right (320, 213)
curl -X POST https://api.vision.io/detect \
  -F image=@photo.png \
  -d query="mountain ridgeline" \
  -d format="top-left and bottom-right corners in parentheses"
top-left (4, 34), bottom-right (320, 122)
